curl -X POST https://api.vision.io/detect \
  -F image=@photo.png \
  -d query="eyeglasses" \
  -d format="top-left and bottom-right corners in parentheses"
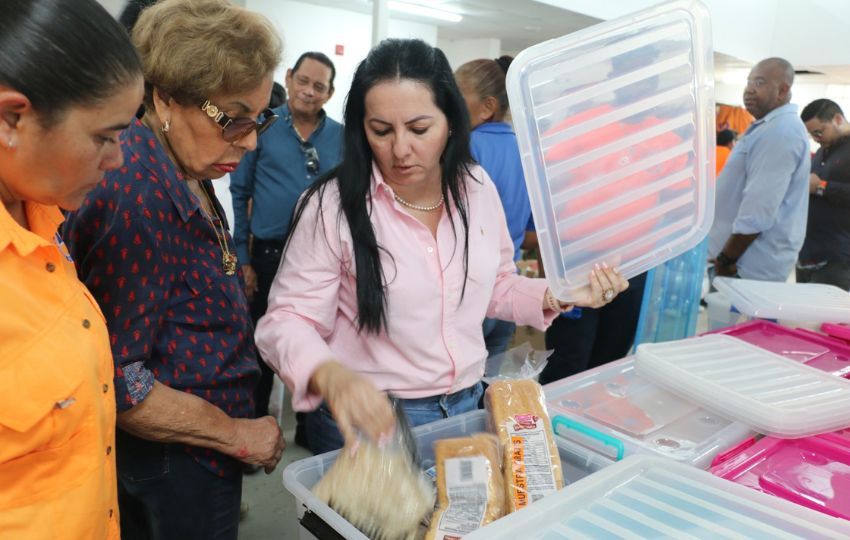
top-left (301, 141), bottom-right (320, 175)
top-left (200, 100), bottom-right (278, 143)
top-left (745, 78), bottom-right (768, 89)
top-left (810, 129), bottom-right (824, 139)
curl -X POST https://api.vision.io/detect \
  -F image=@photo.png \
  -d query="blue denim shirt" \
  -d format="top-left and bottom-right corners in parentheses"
top-left (708, 103), bottom-right (810, 281)
top-left (230, 103), bottom-right (343, 262)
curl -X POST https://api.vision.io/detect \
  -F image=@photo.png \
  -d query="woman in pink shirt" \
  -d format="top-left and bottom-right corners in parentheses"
top-left (255, 39), bottom-right (628, 455)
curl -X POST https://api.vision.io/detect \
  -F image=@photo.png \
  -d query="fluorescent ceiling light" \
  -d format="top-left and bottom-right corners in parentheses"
top-left (388, 1), bottom-right (463, 23)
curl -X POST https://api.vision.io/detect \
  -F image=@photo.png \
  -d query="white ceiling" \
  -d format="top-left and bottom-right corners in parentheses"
top-left (301, 0), bottom-right (850, 85)
top-left (301, 0), bottom-right (600, 56)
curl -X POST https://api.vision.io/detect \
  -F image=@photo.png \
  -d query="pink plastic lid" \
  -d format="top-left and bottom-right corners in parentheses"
top-left (711, 433), bottom-right (850, 520)
top-left (709, 320), bottom-right (850, 379)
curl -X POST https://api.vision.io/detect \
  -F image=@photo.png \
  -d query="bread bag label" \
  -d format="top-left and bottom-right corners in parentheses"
top-left (507, 413), bottom-right (557, 508)
top-left (433, 457), bottom-right (489, 537)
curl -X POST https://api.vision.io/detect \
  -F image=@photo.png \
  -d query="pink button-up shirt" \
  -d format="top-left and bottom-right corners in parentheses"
top-left (255, 163), bottom-right (554, 411)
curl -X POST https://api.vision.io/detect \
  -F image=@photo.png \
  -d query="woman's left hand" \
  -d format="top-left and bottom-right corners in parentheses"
top-left (560, 264), bottom-right (630, 310)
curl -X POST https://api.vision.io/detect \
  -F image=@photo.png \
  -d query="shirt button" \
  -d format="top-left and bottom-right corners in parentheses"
top-left (108, 509), bottom-right (114, 518)
top-left (46, 262), bottom-right (56, 272)
top-left (102, 383), bottom-right (109, 394)
top-left (427, 246), bottom-right (434, 253)
top-left (106, 446), bottom-right (112, 455)
top-left (82, 319), bottom-right (91, 329)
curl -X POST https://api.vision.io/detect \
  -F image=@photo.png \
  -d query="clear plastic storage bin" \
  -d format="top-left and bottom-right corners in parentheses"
top-left (636, 334), bottom-right (850, 438)
top-left (543, 356), bottom-right (752, 468)
top-left (713, 277), bottom-right (850, 325)
top-left (282, 409), bottom-right (613, 540)
top-left (464, 455), bottom-right (850, 539)
top-left (506, 0), bottom-right (714, 301)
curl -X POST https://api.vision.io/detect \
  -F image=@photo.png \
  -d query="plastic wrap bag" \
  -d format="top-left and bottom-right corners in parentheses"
top-left (484, 379), bottom-right (563, 513)
top-left (482, 342), bottom-right (553, 384)
top-left (312, 407), bottom-right (435, 540)
top-left (424, 433), bottom-right (505, 540)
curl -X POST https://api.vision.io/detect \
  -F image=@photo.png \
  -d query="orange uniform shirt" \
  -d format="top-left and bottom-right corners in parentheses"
top-left (0, 202), bottom-right (119, 539)
top-left (715, 145), bottom-right (731, 177)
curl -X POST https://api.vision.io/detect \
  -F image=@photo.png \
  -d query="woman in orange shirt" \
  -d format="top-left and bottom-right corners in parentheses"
top-left (0, 0), bottom-right (143, 538)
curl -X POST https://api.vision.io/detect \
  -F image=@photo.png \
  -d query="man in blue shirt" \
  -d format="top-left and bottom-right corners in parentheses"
top-left (709, 58), bottom-right (810, 281)
top-left (230, 51), bottom-right (343, 431)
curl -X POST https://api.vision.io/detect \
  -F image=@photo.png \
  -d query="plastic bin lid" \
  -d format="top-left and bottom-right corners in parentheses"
top-left (506, 0), bottom-right (714, 301)
top-left (464, 455), bottom-right (850, 539)
top-left (710, 432), bottom-right (850, 520)
top-left (714, 277), bottom-right (850, 323)
top-left (635, 334), bottom-right (850, 438)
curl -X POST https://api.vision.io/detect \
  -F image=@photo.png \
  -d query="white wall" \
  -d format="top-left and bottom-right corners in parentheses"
top-left (247, 0), bottom-right (437, 122)
top-left (439, 38), bottom-right (502, 70)
top-left (538, 0), bottom-right (850, 67)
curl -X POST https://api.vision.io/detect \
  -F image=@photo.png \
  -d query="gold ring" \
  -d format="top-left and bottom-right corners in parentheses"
top-left (603, 288), bottom-right (615, 302)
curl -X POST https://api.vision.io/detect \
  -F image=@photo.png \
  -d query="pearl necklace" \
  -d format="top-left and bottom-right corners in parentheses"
top-left (393, 192), bottom-right (445, 212)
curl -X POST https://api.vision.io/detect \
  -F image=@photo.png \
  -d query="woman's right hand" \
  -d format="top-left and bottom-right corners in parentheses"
top-left (309, 361), bottom-right (396, 448)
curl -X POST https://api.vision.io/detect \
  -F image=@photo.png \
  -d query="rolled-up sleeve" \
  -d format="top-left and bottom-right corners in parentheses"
top-left (733, 125), bottom-right (807, 235)
top-left (255, 191), bottom-right (345, 411)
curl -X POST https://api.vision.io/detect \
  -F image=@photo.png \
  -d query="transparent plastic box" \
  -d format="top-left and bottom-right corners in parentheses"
top-left (464, 455), bottom-right (850, 539)
top-left (714, 277), bottom-right (850, 324)
top-left (636, 334), bottom-right (850, 438)
top-left (506, 0), bottom-right (714, 301)
top-left (543, 356), bottom-right (752, 468)
top-left (282, 409), bottom-right (612, 540)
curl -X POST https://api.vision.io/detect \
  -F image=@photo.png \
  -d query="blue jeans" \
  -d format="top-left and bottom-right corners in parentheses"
top-left (482, 318), bottom-right (516, 359)
top-left (305, 382), bottom-right (484, 455)
top-left (116, 434), bottom-right (242, 540)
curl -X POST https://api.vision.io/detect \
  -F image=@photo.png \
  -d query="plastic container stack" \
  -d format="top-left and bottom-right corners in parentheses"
top-left (635, 334), bottom-right (850, 438)
top-left (543, 356), bottom-right (752, 468)
top-left (282, 410), bottom-right (611, 539)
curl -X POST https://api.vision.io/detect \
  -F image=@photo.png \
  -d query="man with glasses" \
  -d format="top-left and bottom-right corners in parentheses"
top-left (230, 52), bottom-right (342, 447)
top-left (796, 99), bottom-right (850, 289)
top-left (708, 57), bottom-right (810, 282)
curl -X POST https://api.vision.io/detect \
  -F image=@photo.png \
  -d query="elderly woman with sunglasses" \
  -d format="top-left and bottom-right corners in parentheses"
top-left (62, 1), bottom-right (284, 538)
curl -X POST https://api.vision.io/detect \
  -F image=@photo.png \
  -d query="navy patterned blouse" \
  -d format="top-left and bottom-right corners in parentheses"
top-left (63, 119), bottom-right (260, 478)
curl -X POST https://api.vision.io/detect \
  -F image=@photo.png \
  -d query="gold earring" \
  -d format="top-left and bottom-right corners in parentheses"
top-left (162, 119), bottom-right (171, 134)
top-left (6, 137), bottom-right (13, 149)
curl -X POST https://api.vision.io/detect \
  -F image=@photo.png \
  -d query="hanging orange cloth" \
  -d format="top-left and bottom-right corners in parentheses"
top-left (716, 104), bottom-right (753, 135)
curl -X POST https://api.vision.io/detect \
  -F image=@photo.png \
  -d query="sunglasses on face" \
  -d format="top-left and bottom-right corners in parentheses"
top-left (200, 100), bottom-right (278, 143)
top-left (301, 141), bottom-right (320, 175)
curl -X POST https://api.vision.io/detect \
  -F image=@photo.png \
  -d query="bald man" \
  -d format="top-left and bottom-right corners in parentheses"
top-left (708, 58), bottom-right (810, 281)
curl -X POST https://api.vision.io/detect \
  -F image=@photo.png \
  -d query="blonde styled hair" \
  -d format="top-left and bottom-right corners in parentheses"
top-left (132, 0), bottom-right (282, 107)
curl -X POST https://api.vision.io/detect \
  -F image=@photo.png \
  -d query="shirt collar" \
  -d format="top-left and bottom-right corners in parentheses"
top-left (126, 119), bottom-right (200, 223)
top-left (473, 121), bottom-right (513, 134)
top-left (0, 200), bottom-right (64, 257)
top-left (751, 102), bottom-right (798, 129)
top-left (281, 102), bottom-right (328, 142)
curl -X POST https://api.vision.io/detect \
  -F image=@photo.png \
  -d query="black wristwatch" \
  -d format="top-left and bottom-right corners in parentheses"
top-left (716, 251), bottom-right (738, 267)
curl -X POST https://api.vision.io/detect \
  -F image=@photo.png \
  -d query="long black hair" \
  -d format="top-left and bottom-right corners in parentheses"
top-left (289, 38), bottom-right (474, 335)
top-left (1, 0), bottom-right (142, 126)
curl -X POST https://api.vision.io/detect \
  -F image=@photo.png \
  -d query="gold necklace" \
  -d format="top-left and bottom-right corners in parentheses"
top-left (198, 183), bottom-right (237, 276)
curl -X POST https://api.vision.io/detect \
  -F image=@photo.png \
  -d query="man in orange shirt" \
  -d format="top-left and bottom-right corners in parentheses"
top-left (0, 1), bottom-right (143, 537)
top-left (716, 129), bottom-right (736, 177)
